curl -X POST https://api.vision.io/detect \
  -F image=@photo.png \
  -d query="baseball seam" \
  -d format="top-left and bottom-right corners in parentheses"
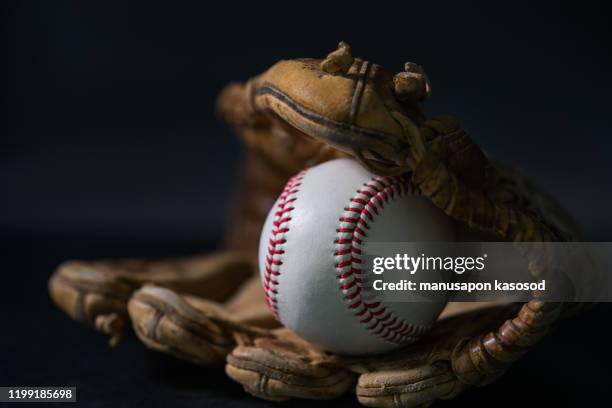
top-left (334, 175), bottom-right (431, 344)
top-left (262, 171), bottom-right (305, 320)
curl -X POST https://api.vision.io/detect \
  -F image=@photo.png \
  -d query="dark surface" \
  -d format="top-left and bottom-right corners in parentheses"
top-left (2, 1), bottom-right (612, 407)
top-left (1, 232), bottom-right (611, 407)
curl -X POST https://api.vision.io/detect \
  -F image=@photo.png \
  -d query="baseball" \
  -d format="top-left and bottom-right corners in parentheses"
top-left (259, 158), bottom-right (455, 355)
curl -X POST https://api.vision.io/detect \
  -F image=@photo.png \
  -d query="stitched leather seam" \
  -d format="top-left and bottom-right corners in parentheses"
top-left (262, 171), bottom-right (305, 320)
top-left (334, 175), bottom-right (432, 344)
top-left (349, 60), bottom-right (370, 125)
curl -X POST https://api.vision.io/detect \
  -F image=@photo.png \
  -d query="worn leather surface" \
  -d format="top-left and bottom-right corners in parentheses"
top-left (248, 56), bottom-right (425, 174)
top-left (119, 274), bottom-right (522, 406)
top-left (48, 252), bottom-right (255, 345)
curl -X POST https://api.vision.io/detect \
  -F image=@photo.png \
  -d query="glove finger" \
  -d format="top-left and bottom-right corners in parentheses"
top-left (48, 260), bottom-right (137, 346)
top-left (128, 285), bottom-right (246, 365)
top-left (350, 331), bottom-right (458, 408)
top-left (226, 328), bottom-right (355, 401)
top-left (350, 304), bottom-right (517, 408)
top-left (49, 251), bottom-right (256, 345)
top-left (356, 361), bottom-right (464, 408)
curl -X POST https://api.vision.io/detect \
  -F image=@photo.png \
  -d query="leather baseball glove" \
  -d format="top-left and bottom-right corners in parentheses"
top-left (49, 42), bottom-right (585, 407)
top-left (48, 252), bottom-right (256, 346)
top-left (120, 157), bottom-right (580, 407)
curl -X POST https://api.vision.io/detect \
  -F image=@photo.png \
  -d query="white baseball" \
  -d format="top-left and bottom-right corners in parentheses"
top-left (259, 158), bottom-right (455, 355)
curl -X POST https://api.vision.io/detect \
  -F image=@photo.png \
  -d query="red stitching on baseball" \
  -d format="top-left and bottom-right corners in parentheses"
top-left (262, 171), bottom-right (305, 320)
top-left (334, 175), bottom-right (432, 345)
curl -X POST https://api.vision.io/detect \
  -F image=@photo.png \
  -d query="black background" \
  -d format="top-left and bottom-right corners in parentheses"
top-left (2, 1), bottom-right (611, 407)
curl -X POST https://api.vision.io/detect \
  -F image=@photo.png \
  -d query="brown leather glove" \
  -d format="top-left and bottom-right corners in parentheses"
top-left (214, 147), bottom-right (582, 407)
top-left (48, 252), bottom-right (255, 346)
top-left (127, 274), bottom-right (277, 365)
top-left (120, 273), bottom-right (573, 407)
top-left (226, 301), bottom-right (564, 406)
top-left (49, 42), bottom-right (587, 408)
